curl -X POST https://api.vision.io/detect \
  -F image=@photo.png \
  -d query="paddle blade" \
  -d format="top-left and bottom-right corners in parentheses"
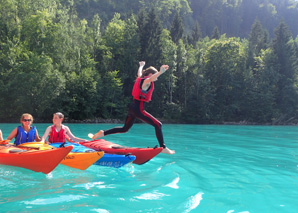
top-left (88, 133), bottom-right (94, 139)
top-left (0, 140), bottom-right (11, 145)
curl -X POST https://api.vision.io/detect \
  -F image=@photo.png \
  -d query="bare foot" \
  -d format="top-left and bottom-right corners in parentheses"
top-left (161, 147), bottom-right (175, 154)
top-left (92, 130), bottom-right (104, 140)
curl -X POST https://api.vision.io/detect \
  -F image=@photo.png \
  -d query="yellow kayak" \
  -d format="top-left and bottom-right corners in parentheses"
top-left (18, 142), bottom-right (104, 170)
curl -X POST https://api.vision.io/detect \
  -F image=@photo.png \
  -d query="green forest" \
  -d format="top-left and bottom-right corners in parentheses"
top-left (1, 0), bottom-right (298, 124)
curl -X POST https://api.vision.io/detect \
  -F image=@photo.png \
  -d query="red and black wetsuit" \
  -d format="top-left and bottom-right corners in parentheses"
top-left (103, 77), bottom-right (166, 148)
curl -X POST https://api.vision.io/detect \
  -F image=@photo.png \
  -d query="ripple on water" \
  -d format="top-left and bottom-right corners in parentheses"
top-left (2, 124), bottom-right (298, 212)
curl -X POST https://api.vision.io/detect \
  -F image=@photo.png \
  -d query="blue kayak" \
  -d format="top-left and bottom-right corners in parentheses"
top-left (94, 153), bottom-right (136, 168)
top-left (50, 142), bottom-right (135, 168)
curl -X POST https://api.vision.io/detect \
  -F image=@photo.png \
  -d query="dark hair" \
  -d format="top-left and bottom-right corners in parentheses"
top-left (54, 112), bottom-right (64, 119)
top-left (141, 66), bottom-right (158, 78)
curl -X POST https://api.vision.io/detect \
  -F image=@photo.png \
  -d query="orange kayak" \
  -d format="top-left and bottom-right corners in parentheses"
top-left (18, 142), bottom-right (104, 170)
top-left (60, 151), bottom-right (104, 170)
top-left (0, 144), bottom-right (72, 174)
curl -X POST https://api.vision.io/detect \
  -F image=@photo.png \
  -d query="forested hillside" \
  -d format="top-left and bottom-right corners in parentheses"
top-left (1, 0), bottom-right (298, 124)
top-left (73, 0), bottom-right (298, 38)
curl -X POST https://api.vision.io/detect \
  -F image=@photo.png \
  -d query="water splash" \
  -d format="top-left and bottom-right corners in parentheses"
top-left (135, 190), bottom-right (169, 200)
top-left (22, 195), bottom-right (85, 205)
top-left (166, 177), bottom-right (180, 189)
top-left (184, 192), bottom-right (204, 213)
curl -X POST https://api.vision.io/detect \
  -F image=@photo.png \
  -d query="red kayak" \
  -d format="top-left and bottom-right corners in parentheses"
top-left (0, 144), bottom-right (72, 174)
top-left (80, 139), bottom-right (163, 165)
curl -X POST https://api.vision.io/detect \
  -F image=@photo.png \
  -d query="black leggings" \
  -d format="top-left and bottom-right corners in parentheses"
top-left (103, 100), bottom-right (165, 148)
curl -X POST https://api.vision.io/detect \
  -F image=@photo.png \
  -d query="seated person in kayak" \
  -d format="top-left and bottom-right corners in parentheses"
top-left (6, 113), bottom-right (42, 145)
top-left (92, 61), bottom-right (175, 155)
top-left (41, 112), bottom-right (88, 143)
top-left (0, 129), bottom-right (3, 141)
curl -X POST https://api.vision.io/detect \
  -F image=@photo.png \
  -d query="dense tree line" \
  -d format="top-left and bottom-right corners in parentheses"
top-left (73, 0), bottom-right (298, 38)
top-left (1, 0), bottom-right (298, 124)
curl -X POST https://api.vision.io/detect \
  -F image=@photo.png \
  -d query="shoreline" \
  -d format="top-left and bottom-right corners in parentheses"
top-left (1, 120), bottom-right (297, 126)
top-left (1, 118), bottom-right (298, 126)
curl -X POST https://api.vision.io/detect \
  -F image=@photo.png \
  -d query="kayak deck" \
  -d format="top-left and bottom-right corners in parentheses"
top-left (80, 139), bottom-right (163, 165)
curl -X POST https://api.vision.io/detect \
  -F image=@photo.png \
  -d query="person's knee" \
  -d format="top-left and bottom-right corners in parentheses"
top-left (159, 122), bottom-right (162, 129)
top-left (154, 121), bottom-right (162, 129)
top-left (121, 127), bottom-right (130, 133)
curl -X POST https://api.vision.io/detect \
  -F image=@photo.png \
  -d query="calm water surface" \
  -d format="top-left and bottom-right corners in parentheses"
top-left (1, 123), bottom-right (298, 213)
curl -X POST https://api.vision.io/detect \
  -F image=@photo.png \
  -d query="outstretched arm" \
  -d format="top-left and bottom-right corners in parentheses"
top-left (138, 61), bottom-right (146, 78)
top-left (143, 65), bottom-right (169, 85)
top-left (65, 126), bottom-right (88, 142)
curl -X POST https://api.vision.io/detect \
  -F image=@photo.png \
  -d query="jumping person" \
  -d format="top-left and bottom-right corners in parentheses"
top-left (6, 113), bottom-right (42, 145)
top-left (41, 112), bottom-right (88, 143)
top-left (92, 61), bottom-right (175, 154)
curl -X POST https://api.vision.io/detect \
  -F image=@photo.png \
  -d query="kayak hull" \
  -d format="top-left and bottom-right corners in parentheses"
top-left (80, 139), bottom-right (163, 165)
top-left (60, 151), bottom-right (103, 170)
top-left (51, 142), bottom-right (134, 168)
top-left (19, 142), bottom-right (104, 170)
top-left (95, 153), bottom-right (136, 168)
top-left (0, 145), bottom-right (72, 174)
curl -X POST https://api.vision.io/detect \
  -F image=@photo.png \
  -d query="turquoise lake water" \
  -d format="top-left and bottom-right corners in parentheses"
top-left (1, 123), bottom-right (298, 212)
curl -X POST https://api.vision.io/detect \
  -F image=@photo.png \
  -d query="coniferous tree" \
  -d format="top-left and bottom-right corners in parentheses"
top-left (138, 7), bottom-right (163, 66)
top-left (121, 15), bottom-right (140, 97)
top-left (190, 21), bottom-right (202, 47)
top-left (211, 26), bottom-right (220, 39)
top-left (170, 11), bottom-right (184, 44)
top-left (272, 20), bottom-right (298, 118)
top-left (137, 8), bottom-right (164, 114)
top-left (172, 39), bottom-right (188, 114)
top-left (245, 48), bottom-right (278, 123)
top-left (89, 14), bottom-right (102, 59)
top-left (247, 18), bottom-right (269, 69)
top-left (137, 9), bottom-right (149, 60)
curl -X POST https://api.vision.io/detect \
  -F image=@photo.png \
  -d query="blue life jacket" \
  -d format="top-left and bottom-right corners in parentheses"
top-left (14, 126), bottom-right (37, 145)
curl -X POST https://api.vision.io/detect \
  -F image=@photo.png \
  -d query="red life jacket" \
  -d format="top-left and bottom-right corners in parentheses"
top-left (132, 77), bottom-right (154, 102)
top-left (48, 125), bottom-right (66, 143)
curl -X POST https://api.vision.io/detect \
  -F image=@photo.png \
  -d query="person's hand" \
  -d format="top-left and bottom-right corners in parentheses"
top-left (139, 61), bottom-right (145, 67)
top-left (160, 65), bottom-right (169, 73)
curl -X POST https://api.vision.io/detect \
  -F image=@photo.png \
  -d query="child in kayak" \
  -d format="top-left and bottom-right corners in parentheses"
top-left (92, 61), bottom-right (175, 155)
top-left (6, 113), bottom-right (42, 145)
top-left (41, 112), bottom-right (88, 143)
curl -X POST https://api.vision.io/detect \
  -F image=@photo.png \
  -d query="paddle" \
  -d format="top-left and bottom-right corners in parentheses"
top-left (0, 140), bottom-right (11, 145)
top-left (88, 133), bottom-right (94, 139)
top-left (88, 130), bottom-right (104, 140)
top-left (17, 142), bottom-right (53, 150)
